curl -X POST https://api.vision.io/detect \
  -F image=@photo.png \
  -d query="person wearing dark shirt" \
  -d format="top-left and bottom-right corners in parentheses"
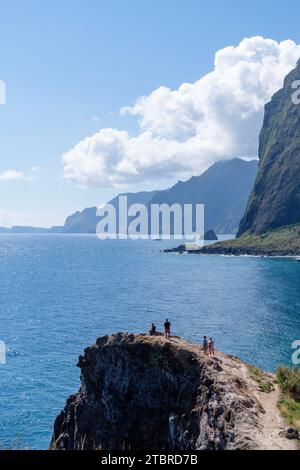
top-left (203, 336), bottom-right (208, 354)
top-left (164, 319), bottom-right (171, 339)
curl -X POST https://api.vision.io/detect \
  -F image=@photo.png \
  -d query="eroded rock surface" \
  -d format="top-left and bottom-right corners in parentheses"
top-left (50, 333), bottom-right (273, 450)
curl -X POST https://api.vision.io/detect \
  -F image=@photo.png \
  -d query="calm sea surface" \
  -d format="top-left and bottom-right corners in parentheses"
top-left (0, 234), bottom-right (299, 449)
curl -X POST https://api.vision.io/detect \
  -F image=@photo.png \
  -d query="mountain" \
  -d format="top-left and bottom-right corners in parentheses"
top-left (50, 333), bottom-right (294, 450)
top-left (63, 190), bottom-right (159, 233)
top-left (63, 207), bottom-right (100, 234)
top-left (149, 158), bottom-right (258, 234)
top-left (238, 60), bottom-right (300, 236)
top-left (63, 159), bottom-right (258, 235)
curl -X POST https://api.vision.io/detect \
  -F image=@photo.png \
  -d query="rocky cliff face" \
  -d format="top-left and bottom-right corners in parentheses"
top-left (238, 60), bottom-right (300, 236)
top-left (50, 333), bottom-right (274, 451)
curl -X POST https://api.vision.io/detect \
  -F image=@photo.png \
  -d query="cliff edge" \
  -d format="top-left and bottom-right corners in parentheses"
top-left (190, 60), bottom-right (300, 256)
top-left (50, 333), bottom-right (298, 450)
top-left (238, 59), bottom-right (300, 236)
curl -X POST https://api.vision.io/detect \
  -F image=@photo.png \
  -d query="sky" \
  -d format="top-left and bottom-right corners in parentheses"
top-left (1, 0), bottom-right (300, 227)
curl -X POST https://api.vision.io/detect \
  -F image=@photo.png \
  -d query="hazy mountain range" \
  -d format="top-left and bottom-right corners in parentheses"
top-left (63, 158), bottom-right (258, 235)
top-left (0, 158), bottom-right (258, 235)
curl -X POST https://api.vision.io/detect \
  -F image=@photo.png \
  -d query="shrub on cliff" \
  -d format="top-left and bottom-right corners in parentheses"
top-left (277, 366), bottom-right (300, 401)
top-left (276, 366), bottom-right (300, 432)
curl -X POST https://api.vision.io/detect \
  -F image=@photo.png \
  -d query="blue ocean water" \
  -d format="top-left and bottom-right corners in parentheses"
top-left (0, 234), bottom-right (300, 449)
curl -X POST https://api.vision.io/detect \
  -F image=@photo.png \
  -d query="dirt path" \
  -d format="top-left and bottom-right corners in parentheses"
top-left (141, 336), bottom-right (299, 450)
top-left (255, 384), bottom-right (298, 450)
top-left (236, 361), bottom-right (299, 450)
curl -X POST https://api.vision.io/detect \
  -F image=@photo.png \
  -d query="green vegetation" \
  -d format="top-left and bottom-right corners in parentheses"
top-left (202, 223), bottom-right (300, 256)
top-left (276, 366), bottom-right (300, 432)
top-left (247, 364), bottom-right (274, 393)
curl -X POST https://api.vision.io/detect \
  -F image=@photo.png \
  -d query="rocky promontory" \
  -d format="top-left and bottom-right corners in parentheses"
top-left (50, 333), bottom-right (298, 450)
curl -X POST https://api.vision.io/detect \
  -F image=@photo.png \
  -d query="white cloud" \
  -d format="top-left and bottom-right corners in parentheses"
top-left (91, 116), bottom-right (101, 123)
top-left (0, 170), bottom-right (24, 181)
top-left (63, 36), bottom-right (300, 188)
top-left (0, 167), bottom-right (41, 182)
top-left (30, 166), bottom-right (40, 173)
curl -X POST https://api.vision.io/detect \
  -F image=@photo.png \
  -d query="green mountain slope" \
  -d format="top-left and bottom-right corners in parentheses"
top-left (238, 60), bottom-right (300, 236)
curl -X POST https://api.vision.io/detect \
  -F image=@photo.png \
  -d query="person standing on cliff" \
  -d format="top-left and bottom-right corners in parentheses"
top-left (203, 336), bottom-right (208, 354)
top-left (208, 337), bottom-right (215, 357)
top-left (164, 319), bottom-right (171, 339)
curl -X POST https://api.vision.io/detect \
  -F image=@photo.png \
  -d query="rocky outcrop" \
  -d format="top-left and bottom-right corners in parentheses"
top-left (238, 60), bottom-right (300, 236)
top-left (164, 230), bottom-right (218, 254)
top-left (204, 229), bottom-right (218, 241)
top-left (279, 428), bottom-right (299, 440)
top-left (50, 333), bottom-right (273, 451)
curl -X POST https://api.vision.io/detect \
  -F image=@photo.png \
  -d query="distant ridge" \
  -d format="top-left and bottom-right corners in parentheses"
top-left (62, 158), bottom-right (258, 235)
top-left (62, 190), bottom-right (159, 234)
top-left (0, 226), bottom-right (63, 234)
top-left (0, 159), bottom-right (258, 235)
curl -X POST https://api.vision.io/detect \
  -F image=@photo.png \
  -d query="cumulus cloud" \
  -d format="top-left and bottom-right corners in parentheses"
top-left (63, 36), bottom-right (300, 188)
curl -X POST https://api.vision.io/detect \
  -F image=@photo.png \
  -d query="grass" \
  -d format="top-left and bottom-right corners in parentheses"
top-left (202, 223), bottom-right (300, 256)
top-left (247, 364), bottom-right (274, 393)
top-left (276, 366), bottom-right (300, 432)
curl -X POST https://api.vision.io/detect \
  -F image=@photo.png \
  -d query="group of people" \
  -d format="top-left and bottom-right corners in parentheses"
top-left (149, 320), bottom-right (215, 357)
top-left (149, 319), bottom-right (171, 338)
top-left (202, 336), bottom-right (215, 357)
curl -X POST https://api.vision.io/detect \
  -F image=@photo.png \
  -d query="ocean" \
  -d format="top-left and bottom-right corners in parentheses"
top-left (0, 234), bottom-right (299, 449)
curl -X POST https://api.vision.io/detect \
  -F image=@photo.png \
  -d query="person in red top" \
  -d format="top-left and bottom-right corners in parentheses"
top-left (164, 319), bottom-right (171, 339)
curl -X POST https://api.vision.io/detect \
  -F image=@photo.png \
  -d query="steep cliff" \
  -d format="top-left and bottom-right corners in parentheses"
top-left (50, 333), bottom-right (297, 450)
top-left (238, 60), bottom-right (300, 236)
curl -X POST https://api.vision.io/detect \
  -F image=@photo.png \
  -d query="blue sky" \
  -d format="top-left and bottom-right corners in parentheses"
top-left (1, 0), bottom-right (300, 226)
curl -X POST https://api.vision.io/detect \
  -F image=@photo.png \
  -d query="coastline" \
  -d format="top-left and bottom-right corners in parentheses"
top-left (164, 224), bottom-right (300, 258)
top-left (165, 249), bottom-right (300, 260)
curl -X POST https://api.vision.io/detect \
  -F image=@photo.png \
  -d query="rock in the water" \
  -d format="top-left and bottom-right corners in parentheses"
top-left (204, 229), bottom-right (218, 241)
top-left (163, 231), bottom-right (218, 253)
top-left (50, 333), bottom-right (264, 451)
